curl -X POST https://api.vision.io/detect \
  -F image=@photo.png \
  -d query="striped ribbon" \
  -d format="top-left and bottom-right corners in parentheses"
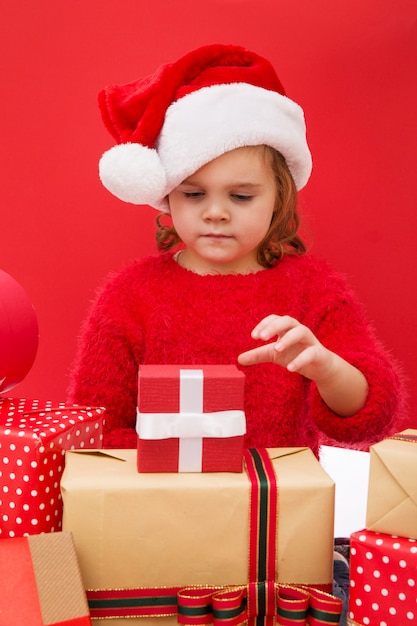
top-left (88, 584), bottom-right (342, 624)
top-left (388, 432), bottom-right (417, 443)
top-left (87, 448), bottom-right (342, 624)
top-left (243, 448), bottom-right (278, 626)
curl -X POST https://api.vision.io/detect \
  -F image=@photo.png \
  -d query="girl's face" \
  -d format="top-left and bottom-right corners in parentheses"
top-left (167, 146), bottom-right (276, 275)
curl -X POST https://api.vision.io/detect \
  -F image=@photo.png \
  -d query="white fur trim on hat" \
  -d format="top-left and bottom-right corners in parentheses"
top-left (159, 83), bottom-right (311, 202)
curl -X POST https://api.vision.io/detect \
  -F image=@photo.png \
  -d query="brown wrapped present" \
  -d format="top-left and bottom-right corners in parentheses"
top-left (366, 429), bottom-right (417, 539)
top-left (61, 447), bottom-right (335, 625)
top-left (0, 531), bottom-right (91, 625)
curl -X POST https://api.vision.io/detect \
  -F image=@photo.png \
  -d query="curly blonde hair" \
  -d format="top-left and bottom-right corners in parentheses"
top-left (155, 145), bottom-right (306, 268)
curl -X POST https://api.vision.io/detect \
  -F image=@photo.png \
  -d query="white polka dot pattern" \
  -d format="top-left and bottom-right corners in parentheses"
top-left (349, 529), bottom-right (417, 625)
top-left (0, 397), bottom-right (104, 538)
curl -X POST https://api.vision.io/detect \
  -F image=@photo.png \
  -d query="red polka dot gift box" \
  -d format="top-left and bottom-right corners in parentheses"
top-left (0, 397), bottom-right (104, 539)
top-left (348, 529), bottom-right (417, 625)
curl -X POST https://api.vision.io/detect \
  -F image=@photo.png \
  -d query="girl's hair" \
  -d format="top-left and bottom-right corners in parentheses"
top-left (155, 145), bottom-right (306, 268)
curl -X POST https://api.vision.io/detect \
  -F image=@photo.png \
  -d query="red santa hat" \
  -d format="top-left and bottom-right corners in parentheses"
top-left (98, 43), bottom-right (312, 212)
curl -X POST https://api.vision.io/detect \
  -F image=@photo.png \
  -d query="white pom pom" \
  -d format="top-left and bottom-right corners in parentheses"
top-left (98, 143), bottom-right (167, 206)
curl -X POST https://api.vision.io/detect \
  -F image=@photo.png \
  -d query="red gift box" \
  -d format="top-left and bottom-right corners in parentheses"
top-left (0, 531), bottom-right (92, 625)
top-left (0, 398), bottom-right (104, 538)
top-left (136, 365), bottom-right (246, 472)
top-left (348, 529), bottom-right (417, 625)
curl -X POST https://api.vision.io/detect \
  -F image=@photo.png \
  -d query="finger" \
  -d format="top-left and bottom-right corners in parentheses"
top-left (251, 315), bottom-right (299, 341)
top-left (286, 345), bottom-right (318, 373)
top-left (273, 324), bottom-right (313, 353)
top-left (237, 343), bottom-right (278, 366)
top-left (250, 315), bottom-right (281, 339)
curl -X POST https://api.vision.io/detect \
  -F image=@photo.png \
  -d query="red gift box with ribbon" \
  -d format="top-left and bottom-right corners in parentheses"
top-left (0, 531), bottom-right (92, 626)
top-left (0, 398), bottom-right (104, 538)
top-left (348, 529), bottom-right (417, 625)
top-left (136, 365), bottom-right (246, 472)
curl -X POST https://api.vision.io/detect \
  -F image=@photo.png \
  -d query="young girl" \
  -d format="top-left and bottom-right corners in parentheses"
top-left (68, 44), bottom-right (405, 455)
top-left (68, 44), bottom-right (406, 624)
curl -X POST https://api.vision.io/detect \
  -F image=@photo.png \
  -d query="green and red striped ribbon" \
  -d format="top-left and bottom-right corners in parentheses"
top-left (243, 447), bottom-right (278, 625)
top-left (88, 584), bottom-right (342, 624)
top-left (87, 448), bottom-right (342, 624)
top-left (87, 586), bottom-right (180, 618)
top-left (388, 432), bottom-right (417, 443)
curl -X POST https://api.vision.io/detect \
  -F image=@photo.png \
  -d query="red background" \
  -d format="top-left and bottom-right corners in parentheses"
top-left (1, 1), bottom-right (416, 429)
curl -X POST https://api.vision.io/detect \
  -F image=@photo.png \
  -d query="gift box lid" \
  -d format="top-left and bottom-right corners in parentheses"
top-left (0, 398), bottom-right (105, 446)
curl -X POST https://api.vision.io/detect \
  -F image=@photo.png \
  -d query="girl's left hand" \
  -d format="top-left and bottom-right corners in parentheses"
top-left (237, 314), bottom-right (336, 384)
top-left (238, 314), bottom-right (369, 417)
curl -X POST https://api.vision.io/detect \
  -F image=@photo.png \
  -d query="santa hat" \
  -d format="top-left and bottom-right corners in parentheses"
top-left (98, 44), bottom-right (312, 212)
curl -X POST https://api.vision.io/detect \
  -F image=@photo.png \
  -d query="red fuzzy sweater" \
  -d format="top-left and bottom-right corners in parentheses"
top-left (68, 252), bottom-right (405, 455)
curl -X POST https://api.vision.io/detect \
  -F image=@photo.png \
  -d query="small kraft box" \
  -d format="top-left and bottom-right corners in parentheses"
top-left (61, 447), bottom-right (336, 625)
top-left (136, 364), bottom-right (246, 472)
top-left (348, 529), bottom-right (417, 626)
top-left (0, 397), bottom-right (104, 538)
top-left (366, 429), bottom-right (417, 540)
top-left (0, 531), bottom-right (92, 626)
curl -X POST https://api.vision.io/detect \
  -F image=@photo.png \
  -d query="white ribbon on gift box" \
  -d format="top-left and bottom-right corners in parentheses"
top-left (136, 369), bottom-right (246, 472)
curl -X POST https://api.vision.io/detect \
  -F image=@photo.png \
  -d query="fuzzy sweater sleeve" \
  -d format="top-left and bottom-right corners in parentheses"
top-left (68, 267), bottom-right (144, 448)
top-left (302, 262), bottom-right (407, 449)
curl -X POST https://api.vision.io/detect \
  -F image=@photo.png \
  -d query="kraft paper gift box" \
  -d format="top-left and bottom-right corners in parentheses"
top-left (348, 529), bottom-right (417, 626)
top-left (366, 429), bottom-right (417, 540)
top-left (0, 398), bottom-right (104, 538)
top-left (0, 531), bottom-right (92, 626)
top-left (136, 364), bottom-right (246, 472)
top-left (61, 447), bottom-right (336, 625)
